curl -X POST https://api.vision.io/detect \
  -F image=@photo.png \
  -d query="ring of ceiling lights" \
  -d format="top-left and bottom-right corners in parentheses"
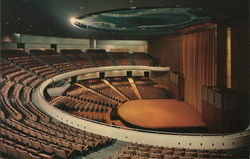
top-left (71, 8), bottom-right (212, 35)
top-left (33, 66), bottom-right (249, 149)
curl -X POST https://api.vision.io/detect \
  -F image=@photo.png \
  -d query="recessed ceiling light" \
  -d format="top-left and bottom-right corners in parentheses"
top-left (70, 17), bottom-right (76, 25)
top-left (80, 6), bottom-right (84, 10)
top-left (17, 17), bottom-right (21, 20)
top-left (130, 6), bottom-right (136, 9)
top-left (129, 0), bottom-right (133, 3)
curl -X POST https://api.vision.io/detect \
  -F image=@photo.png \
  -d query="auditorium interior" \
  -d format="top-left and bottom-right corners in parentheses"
top-left (1, 0), bottom-right (249, 159)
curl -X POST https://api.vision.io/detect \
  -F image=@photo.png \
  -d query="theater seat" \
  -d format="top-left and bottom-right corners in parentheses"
top-left (53, 147), bottom-right (69, 159)
top-left (4, 143), bottom-right (18, 158)
top-left (116, 152), bottom-right (131, 159)
top-left (29, 153), bottom-right (42, 159)
top-left (163, 154), bottom-right (179, 159)
top-left (41, 143), bottom-right (54, 154)
top-left (148, 152), bottom-right (164, 158)
top-left (0, 141), bottom-right (7, 154)
top-left (16, 148), bottom-right (30, 159)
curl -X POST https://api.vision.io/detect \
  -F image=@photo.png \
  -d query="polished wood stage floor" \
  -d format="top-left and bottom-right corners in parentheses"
top-left (117, 99), bottom-right (206, 130)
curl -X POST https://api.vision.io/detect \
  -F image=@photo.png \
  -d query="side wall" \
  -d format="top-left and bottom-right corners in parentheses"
top-left (231, 21), bottom-right (249, 128)
top-left (1, 34), bottom-right (148, 53)
top-left (96, 40), bottom-right (148, 53)
top-left (148, 36), bottom-right (180, 96)
top-left (231, 21), bottom-right (249, 106)
top-left (148, 36), bottom-right (180, 71)
top-left (148, 22), bottom-right (249, 128)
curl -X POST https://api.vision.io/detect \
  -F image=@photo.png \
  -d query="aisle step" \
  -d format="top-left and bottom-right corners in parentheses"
top-left (127, 78), bottom-right (142, 99)
top-left (79, 140), bottom-right (128, 159)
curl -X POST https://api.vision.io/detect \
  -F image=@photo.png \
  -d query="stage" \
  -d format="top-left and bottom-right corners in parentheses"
top-left (117, 99), bottom-right (207, 131)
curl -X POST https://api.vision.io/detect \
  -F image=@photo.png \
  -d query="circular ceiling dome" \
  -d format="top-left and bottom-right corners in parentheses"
top-left (117, 99), bottom-right (206, 129)
top-left (72, 8), bottom-right (212, 35)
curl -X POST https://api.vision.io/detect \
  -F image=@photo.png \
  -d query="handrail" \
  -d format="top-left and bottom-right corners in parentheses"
top-left (62, 108), bottom-right (250, 137)
top-left (33, 66), bottom-right (250, 149)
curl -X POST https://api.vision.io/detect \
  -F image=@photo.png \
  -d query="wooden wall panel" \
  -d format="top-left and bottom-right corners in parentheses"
top-left (148, 36), bottom-right (180, 72)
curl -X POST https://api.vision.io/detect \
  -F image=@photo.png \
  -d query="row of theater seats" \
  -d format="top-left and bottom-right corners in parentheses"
top-left (108, 77), bottom-right (138, 100)
top-left (0, 50), bottom-right (116, 158)
top-left (1, 50), bottom-right (156, 74)
top-left (115, 143), bottom-right (241, 159)
top-left (81, 79), bottom-right (128, 103)
top-left (31, 50), bottom-right (76, 73)
top-left (72, 112), bottom-right (107, 123)
top-left (65, 85), bottom-right (119, 107)
top-left (48, 76), bottom-right (169, 123)
top-left (0, 117), bottom-right (112, 159)
top-left (0, 78), bottom-right (113, 158)
top-left (2, 49), bottom-right (244, 159)
top-left (87, 51), bottom-right (114, 66)
top-left (49, 95), bottom-right (109, 113)
top-left (61, 50), bottom-right (93, 69)
top-left (1, 50), bottom-right (59, 79)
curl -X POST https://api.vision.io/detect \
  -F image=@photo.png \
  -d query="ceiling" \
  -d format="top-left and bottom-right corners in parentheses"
top-left (1, 0), bottom-right (248, 40)
top-left (73, 8), bottom-right (212, 35)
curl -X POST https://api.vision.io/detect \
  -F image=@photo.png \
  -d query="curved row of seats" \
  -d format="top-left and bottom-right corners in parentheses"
top-left (0, 77), bottom-right (113, 158)
top-left (115, 143), bottom-right (243, 159)
top-left (48, 76), bottom-right (170, 122)
top-left (108, 77), bottom-right (138, 100)
top-left (50, 95), bottom-right (109, 113)
top-left (81, 79), bottom-right (128, 103)
top-left (1, 49), bottom-right (247, 159)
top-left (0, 49), bottom-right (121, 159)
top-left (65, 86), bottom-right (119, 107)
top-left (0, 49), bottom-right (156, 158)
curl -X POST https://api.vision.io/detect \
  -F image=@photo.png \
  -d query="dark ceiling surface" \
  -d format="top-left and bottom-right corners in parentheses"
top-left (73, 8), bottom-right (212, 35)
top-left (1, 0), bottom-right (249, 40)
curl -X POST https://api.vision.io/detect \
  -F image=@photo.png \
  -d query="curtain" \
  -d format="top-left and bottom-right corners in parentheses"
top-left (180, 23), bottom-right (217, 112)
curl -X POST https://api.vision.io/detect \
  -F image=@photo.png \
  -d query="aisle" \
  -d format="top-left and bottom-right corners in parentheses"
top-left (127, 78), bottom-right (142, 99)
top-left (79, 140), bottom-right (128, 159)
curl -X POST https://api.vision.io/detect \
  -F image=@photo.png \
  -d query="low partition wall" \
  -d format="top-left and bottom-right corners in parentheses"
top-left (33, 66), bottom-right (249, 150)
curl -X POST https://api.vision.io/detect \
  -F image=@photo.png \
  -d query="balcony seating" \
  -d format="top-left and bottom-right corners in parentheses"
top-left (133, 52), bottom-right (154, 66)
top-left (108, 77), bottom-right (137, 100)
top-left (115, 143), bottom-right (237, 159)
top-left (0, 49), bottom-right (246, 159)
top-left (30, 49), bottom-right (76, 73)
top-left (86, 51), bottom-right (113, 67)
top-left (0, 50), bottom-right (116, 159)
top-left (83, 79), bottom-right (128, 103)
top-left (110, 52), bottom-right (131, 66)
top-left (60, 49), bottom-right (94, 68)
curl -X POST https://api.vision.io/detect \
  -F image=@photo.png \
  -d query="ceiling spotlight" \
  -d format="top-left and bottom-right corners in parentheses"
top-left (130, 6), bottom-right (136, 9)
top-left (70, 17), bottom-right (82, 28)
top-left (70, 17), bottom-right (76, 24)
